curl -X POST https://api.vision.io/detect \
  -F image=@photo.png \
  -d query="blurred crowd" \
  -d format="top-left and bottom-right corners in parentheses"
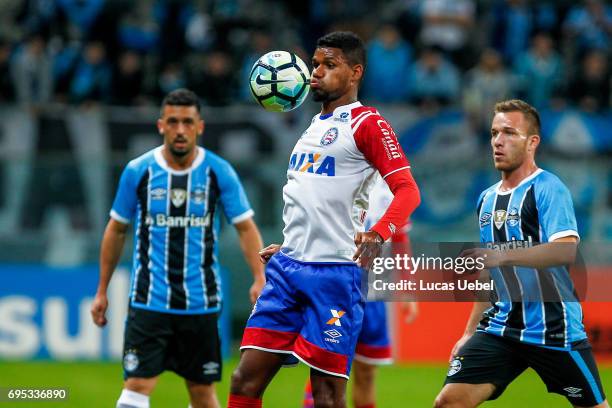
top-left (0, 0), bottom-right (610, 124)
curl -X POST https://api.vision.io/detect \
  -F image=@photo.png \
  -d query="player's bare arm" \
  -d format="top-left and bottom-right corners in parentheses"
top-left (234, 218), bottom-right (266, 303)
top-left (461, 236), bottom-right (578, 270)
top-left (91, 218), bottom-right (129, 327)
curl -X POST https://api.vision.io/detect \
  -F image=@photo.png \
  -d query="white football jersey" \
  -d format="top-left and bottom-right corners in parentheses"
top-left (281, 101), bottom-right (410, 262)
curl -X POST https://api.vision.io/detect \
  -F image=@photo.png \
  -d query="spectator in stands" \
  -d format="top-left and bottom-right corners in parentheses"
top-left (56, 0), bottom-right (106, 39)
top-left (419, 0), bottom-right (475, 69)
top-left (69, 41), bottom-right (111, 104)
top-left (568, 49), bottom-right (610, 112)
top-left (157, 62), bottom-right (186, 99)
top-left (117, 0), bottom-right (160, 54)
top-left (362, 23), bottom-right (412, 103)
top-left (409, 46), bottom-right (460, 109)
top-left (0, 39), bottom-right (15, 104)
top-left (490, 0), bottom-right (532, 63)
top-left (463, 48), bottom-right (513, 137)
top-left (184, 0), bottom-right (214, 52)
top-left (187, 50), bottom-right (234, 107)
top-left (514, 32), bottom-right (564, 109)
top-left (564, 0), bottom-right (612, 53)
top-left (111, 50), bottom-right (146, 106)
top-left (10, 33), bottom-right (53, 108)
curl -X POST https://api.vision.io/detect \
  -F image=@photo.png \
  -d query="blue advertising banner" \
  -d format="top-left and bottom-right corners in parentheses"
top-left (0, 265), bottom-right (231, 360)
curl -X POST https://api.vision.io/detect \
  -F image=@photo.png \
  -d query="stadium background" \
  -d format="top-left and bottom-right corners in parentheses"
top-left (0, 0), bottom-right (610, 406)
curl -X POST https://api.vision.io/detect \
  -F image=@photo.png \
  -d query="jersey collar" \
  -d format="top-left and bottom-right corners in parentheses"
top-left (495, 168), bottom-right (543, 195)
top-left (154, 145), bottom-right (205, 175)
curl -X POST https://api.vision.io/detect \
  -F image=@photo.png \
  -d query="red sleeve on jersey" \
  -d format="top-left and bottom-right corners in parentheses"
top-left (352, 113), bottom-right (411, 178)
top-left (352, 111), bottom-right (420, 240)
top-left (370, 167), bottom-right (420, 241)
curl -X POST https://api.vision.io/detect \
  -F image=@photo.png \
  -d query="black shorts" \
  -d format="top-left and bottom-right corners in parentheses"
top-left (444, 331), bottom-right (606, 406)
top-left (122, 306), bottom-right (221, 384)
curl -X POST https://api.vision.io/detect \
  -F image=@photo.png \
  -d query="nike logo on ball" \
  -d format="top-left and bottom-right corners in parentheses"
top-left (255, 75), bottom-right (292, 85)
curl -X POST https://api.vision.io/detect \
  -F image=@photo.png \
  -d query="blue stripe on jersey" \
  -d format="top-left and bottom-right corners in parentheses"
top-left (111, 147), bottom-right (252, 314)
top-left (569, 350), bottom-right (605, 404)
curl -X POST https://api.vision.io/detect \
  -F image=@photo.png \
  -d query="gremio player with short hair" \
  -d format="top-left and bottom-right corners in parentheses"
top-left (91, 88), bottom-right (266, 408)
top-left (228, 31), bottom-right (420, 408)
top-left (434, 99), bottom-right (608, 408)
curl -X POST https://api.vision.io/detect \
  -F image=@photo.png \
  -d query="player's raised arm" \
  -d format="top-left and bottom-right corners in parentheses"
top-left (91, 218), bottom-right (129, 327)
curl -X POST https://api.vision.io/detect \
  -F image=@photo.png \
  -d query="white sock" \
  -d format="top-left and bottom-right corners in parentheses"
top-left (116, 389), bottom-right (150, 408)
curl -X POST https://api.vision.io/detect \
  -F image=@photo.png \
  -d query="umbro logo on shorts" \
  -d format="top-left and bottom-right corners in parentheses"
top-left (563, 387), bottom-right (583, 398)
top-left (326, 309), bottom-right (345, 326)
top-left (203, 362), bottom-right (219, 375)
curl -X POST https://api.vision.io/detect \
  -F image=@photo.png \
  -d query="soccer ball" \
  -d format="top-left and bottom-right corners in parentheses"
top-left (249, 51), bottom-right (310, 112)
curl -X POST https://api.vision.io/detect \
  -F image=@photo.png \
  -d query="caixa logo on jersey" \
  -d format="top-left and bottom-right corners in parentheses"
top-left (288, 152), bottom-right (335, 176)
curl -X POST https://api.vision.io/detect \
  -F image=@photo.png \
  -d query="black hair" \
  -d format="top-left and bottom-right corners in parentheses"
top-left (316, 31), bottom-right (366, 70)
top-left (160, 88), bottom-right (201, 116)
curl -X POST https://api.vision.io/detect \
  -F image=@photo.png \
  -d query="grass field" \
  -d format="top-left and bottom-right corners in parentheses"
top-left (1, 359), bottom-right (610, 407)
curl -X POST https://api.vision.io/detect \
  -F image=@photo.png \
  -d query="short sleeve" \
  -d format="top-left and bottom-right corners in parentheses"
top-left (110, 164), bottom-right (141, 224)
top-left (216, 161), bottom-right (254, 224)
top-left (353, 114), bottom-right (411, 178)
top-left (536, 177), bottom-right (579, 242)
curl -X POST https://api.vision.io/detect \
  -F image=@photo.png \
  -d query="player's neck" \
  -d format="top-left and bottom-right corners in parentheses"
top-left (320, 93), bottom-right (358, 115)
top-left (500, 161), bottom-right (539, 191)
top-left (162, 147), bottom-right (198, 171)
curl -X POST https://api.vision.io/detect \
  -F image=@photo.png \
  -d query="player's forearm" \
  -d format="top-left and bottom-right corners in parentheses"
top-left (372, 171), bottom-right (420, 241)
top-left (97, 223), bottom-right (127, 295)
top-left (464, 302), bottom-right (490, 335)
top-left (236, 220), bottom-right (265, 282)
top-left (499, 241), bottom-right (577, 269)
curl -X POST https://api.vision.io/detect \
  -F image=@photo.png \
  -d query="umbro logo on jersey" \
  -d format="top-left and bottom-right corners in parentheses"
top-left (288, 152), bottom-right (336, 176)
top-left (494, 209), bottom-right (507, 230)
top-left (171, 188), bottom-right (187, 207)
top-left (326, 309), bottom-right (345, 326)
top-left (255, 75), bottom-right (291, 85)
top-left (480, 212), bottom-right (492, 228)
top-left (151, 188), bottom-right (166, 200)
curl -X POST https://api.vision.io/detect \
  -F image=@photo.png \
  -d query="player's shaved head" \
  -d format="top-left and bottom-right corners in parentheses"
top-left (494, 99), bottom-right (541, 136)
top-left (316, 31), bottom-right (366, 71)
top-left (161, 88), bottom-right (201, 117)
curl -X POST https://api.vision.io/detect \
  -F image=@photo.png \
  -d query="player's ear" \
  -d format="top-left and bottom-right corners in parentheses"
top-left (351, 64), bottom-right (364, 84)
top-left (199, 119), bottom-right (205, 136)
top-left (528, 134), bottom-right (540, 152)
top-left (157, 118), bottom-right (164, 135)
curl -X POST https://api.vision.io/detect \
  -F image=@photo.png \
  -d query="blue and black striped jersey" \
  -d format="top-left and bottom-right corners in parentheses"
top-left (110, 146), bottom-right (253, 314)
top-left (476, 168), bottom-right (586, 348)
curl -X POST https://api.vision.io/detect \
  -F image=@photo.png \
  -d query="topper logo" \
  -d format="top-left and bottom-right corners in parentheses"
top-left (377, 119), bottom-right (402, 160)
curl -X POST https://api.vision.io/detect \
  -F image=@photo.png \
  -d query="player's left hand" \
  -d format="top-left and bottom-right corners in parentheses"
top-left (259, 243), bottom-right (281, 264)
top-left (460, 247), bottom-right (502, 269)
top-left (249, 277), bottom-right (265, 304)
top-left (353, 231), bottom-right (384, 268)
top-left (402, 301), bottom-right (419, 324)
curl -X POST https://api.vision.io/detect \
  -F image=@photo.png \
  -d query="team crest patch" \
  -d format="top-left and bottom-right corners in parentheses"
top-left (171, 188), bottom-right (187, 207)
top-left (320, 127), bottom-right (339, 146)
top-left (507, 207), bottom-right (520, 227)
top-left (123, 350), bottom-right (139, 372)
top-left (447, 358), bottom-right (462, 376)
top-left (494, 209), bottom-right (507, 230)
top-left (480, 212), bottom-right (492, 228)
top-left (191, 188), bottom-right (206, 204)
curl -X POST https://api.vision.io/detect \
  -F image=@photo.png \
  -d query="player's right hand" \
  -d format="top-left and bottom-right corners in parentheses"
top-left (259, 244), bottom-right (281, 264)
top-left (90, 293), bottom-right (109, 327)
top-left (449, 333), bottom-right (472, 362)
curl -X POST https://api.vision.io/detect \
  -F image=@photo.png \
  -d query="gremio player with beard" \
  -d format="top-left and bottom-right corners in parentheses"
top-left (91, 88), bottom-right (265, 408)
